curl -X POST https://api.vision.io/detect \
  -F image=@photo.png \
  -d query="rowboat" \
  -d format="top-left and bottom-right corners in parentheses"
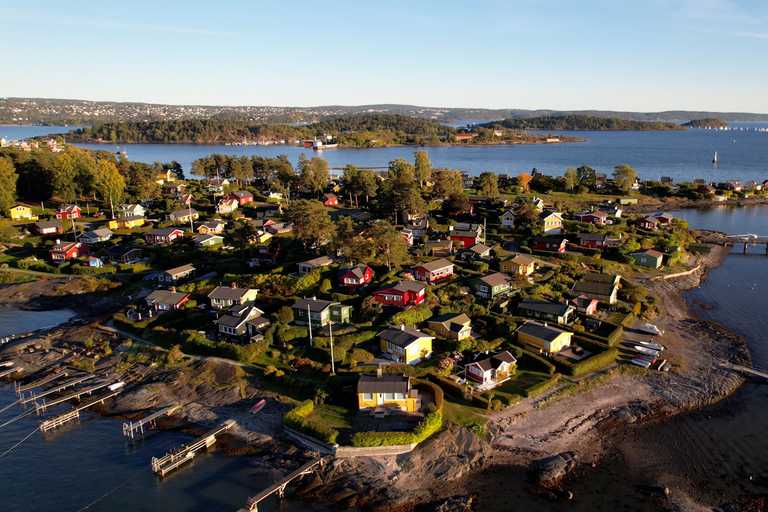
top-left (631, 357), bottom-right (652, 368)
top-left (249, 399), bottom-right (266, 415)
top-left (638, 341), bottom-right (665, 351)
top-left (638, 323), bottom-right (664, 336)
top-left (635, 354), bottom-right (656, 364)
top-left (635, 346), bottom-right (661, 358)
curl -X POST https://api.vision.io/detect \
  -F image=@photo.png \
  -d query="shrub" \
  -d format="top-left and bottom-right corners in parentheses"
top-left (387, 303), bottom-right (433, 326)
top-left (350, 409), bottom-right (442, 447)
top-left (411, 377), bottom-right (444, 411)
top-left (524, 373), bottom-right (561, 398)
top-left (519, 349), bottom-right (556, 374)
top-left (430, 375), bottom-right (468, 398)
top-left (283, 400), bottom-right (339, 445)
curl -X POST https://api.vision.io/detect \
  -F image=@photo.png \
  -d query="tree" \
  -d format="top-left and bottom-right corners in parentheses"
top-left (51, 149), bottom-right (97, 202)
top-left (443, 193), bottom-right (470, 216)
top-left (362, 220), bottom-right (410, 271)
top-left (298, 154), bottom-right (329, 196)
top-left (431, 169), bottom-right (464, 198)
top-left (342, 164), bottom-right (362, 206)
top-left (413, 150), bottom-right (433, 187)
top-left (517, 172), bottom-right (532, 192)
top-left (288, 199), bottom-right (336, 251)
top-left (0, 157), bottom-right (18, 216)
top-left (386, 158), bottom-right (426, 221)
top-left (358, 169), bottom-right (378, 204)
top-left (514, 198), bottom-right (540, 230)
top-left (333, 216), bottom-right (361, 260)
top-left (564, 168), bottom-right (578, 191)
top-left (476, 172), bottom-right (500, 199)
top-left (92, 160), bottom-right (126, 218)
top-left (274, 306), bottom-right (294, 325)
top-left (613, 164), bottom-right (637, 192)
top-left (576, 165), bottom-right (596, 189)
top-left (224, 219), bottom-right (260, 260)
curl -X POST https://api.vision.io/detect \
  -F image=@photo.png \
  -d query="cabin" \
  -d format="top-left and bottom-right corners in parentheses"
top-left (518, 298), bottom-right (574, 325)
top-left (108, 216), bottom-right (146, 230)
top-left (427, 313), bottom-right (472, 341)
top-left (378, 325), bottom-right (434, 365)
top-left (215, 305), bottom-right (266, 340)
top-left (254, 204), bottom-right (283, 219)
top-left (216, 199), bottom-right (239, 214)
top-left (582, 271), bottom-right (621, 287)
top-left (9, 204), bottom-right (38, 221)
top-left (424, 239), bottom-right (454, 257)
top-left (161, 183), bottom-right (186, 195)
top-left (118, 204), bottom-right (146, 218)
top-left (107, 246), bottom-right (142, 264)
top-left (208, 284), bottom-right (259, 310)
top-left (499, 254), bottom-right (536, 276)
top-left (80, 228), bottom-right (114, 244)
top-left (226, 191), bottom-right (254, 206)
top-left (248, 246), bottom-right (281, 266)
top-left (697, 184), bottom-right (717, 195)
top-left (403, 218), bottom-right (429, 238)
top-left (292, 297), bottom-right (351, 327)
top-left (448, 229), bottom-right (481, 248)
top-left (539, 211), bottom-right (563, 234)
top-left (576, 233), bottom-right (608, 249)
top-left (457, 243), bottom-right (492, 261)
top-left (321, 193), bottom-right (339, 206)
top-left (145, 228), bottom-right (184, 245)
top-left (55, 205), bottom-right (81, 220)
top-left (725, 180), bottom-right (744, 192)
top-left (197, 220), bottom-right (226, 235)
top-left (177, 194), bottom-right (195, 205)
top-left (630, 249), bottom-right (664, 269)
top-left (298, 255), bottom-right (334, 276)
top-left (193, 234), bottom-right (224, 247)
top-left (145, 289), bottom-right (191, 312)
top-left (50, 241), bottom-right (90, 262)
top-left (337, 263), bottom-right (373, 293)
top-left (465, 350), bottom-right (517, 388)
top-left (500, 209), bottom-right (515, 227)
top-left (157, 264), bottom-right (196, 286)
top-left (532, 237), bottom-right (567, 253)
top-left (571, 281), bottom-right (619, 304)
top-left (468, 273), bottom-right (515, 299)
top-left (654, 212), bottom-right (674, 225)
top-left (205, 178), bottom-right (230, 194)
top-left (357, 370), bottom-right (418, 413)
top-left (265, 222), bottom-right (293, 234)
top-left (168, 208), bottom-right (199, 224)
top-left (597, 205), bottom-right (622, 218)
top-left (371, 280), bottom-right (426, 307)
top-left (573, 211), bottom-right (607, 225)
top-left (82, 256), bottom-right (103, 268)
top-left (568, 295), bottom-right (599, 316)
top-left (516, 321), bottom-right (573, 357)
top-left (32, 220), bottom-right (64, 236)
top-left (635, 216), bottom-right (660, 231)
top-left (411, 258), bottom-right (455, 284)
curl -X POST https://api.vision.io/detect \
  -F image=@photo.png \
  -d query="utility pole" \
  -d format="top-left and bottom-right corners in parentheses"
top-left (329, 320), bottom-right (335, 374)
top-left (307, 304), bottom-right (313, 347)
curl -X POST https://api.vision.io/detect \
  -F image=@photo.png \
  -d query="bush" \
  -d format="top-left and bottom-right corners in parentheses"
top-left (71, 265), bottom-right (117, 275)
top-left (387, 303), bottom-right (433, 326)
top-left (554, 347), bottom-right (619, 377)
top-left (431, 374), bottom-right (468, 398)
top-left (524, 373), bottom-right (561, 398)
top-left (350, 409), bottom-right (442, 447)
top-left (519, 349), bottom-right (556, 374)
top-left (412, 377), bottom-right (444, 411)
top-left (283, 400), bottom-right (339, 445)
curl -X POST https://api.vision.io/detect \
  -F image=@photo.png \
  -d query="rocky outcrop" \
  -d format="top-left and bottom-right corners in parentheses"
top-left (529, 452), bottom-right (578, 487)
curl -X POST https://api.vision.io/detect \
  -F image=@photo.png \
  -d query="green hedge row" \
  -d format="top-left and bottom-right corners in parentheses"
top-left (283, 400), bottom-right (340, 445)
top-left (431, 374), bottom-right (468, 398)
top-left (555, 348), bottom-right (619, 378)
top-left (411, 378), bottom-right (444, 412)
top-left (71, 265), bottom-right (117, 275)
top-left (387, 303), bottom-right (433, 327)
top-left (524, 373), bottom-right (561, 398)
top-left (520, 349), bottom-right (557, 375)
top-left (350, 409), bottom-right (442, 447)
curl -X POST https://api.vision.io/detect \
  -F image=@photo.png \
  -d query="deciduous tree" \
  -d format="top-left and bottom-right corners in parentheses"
top-left (476, 172), bottom-right (500, 199)
top-left (564, 167), bottom-right (578, 191)
top-left (517, 172), bottom-right (531, 192)
top-left (92, 160), bottom-right (126, 217)
top-left (613, 164), bottom-right (637, 192)
top-left (298, 154), bottom-right (330, 196)
top-left (413, 150), bottom-right (433, 187)
top-left (0, 156), bottom-right (18, 216)
top-left (431, 169), bottom-right (464, 198)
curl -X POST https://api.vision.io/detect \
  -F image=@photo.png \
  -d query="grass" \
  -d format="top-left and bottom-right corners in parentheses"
top-left (441, 394), bottom-right (490, 426)
top-left (308, 409), bottom-right (353, 430)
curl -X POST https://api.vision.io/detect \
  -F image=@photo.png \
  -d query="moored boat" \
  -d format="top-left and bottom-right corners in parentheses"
top-left (249, 398), bottom-right (266, 415)
top-left (638, 341), bottom-right (665, 351)
top-left (631, 357), bottom-right (652, 368)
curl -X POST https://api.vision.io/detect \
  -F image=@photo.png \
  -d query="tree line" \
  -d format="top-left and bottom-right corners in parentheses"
top-left (482, 114), bottom-right (686, 131)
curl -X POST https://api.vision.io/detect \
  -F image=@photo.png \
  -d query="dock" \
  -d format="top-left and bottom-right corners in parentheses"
top-left (238, 458), bottom-right (325, 512)
top-left (0, 366), bottom-right (21, 378)
top-left (151, 419), bottom-right (235, 477)
top-left (16, 371), bottom-right (68, 394)
top-left (38, 389), bottom-right (122, 433)
top-left (721, 363), bottom-right (768, 381)
top-left (123, 405), bottom-right (181, 439)
top-left (33, 381), bottom-right (115, 414)
top-left (20, 374), bottom-right (95, 404)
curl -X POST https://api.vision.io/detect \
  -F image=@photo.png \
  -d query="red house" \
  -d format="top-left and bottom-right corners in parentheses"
top-left (532, 237), bottom-right (567, 252)
top-left (635, 216), bottom-right (659, 230)
top-left (568, 295), bottom-right (599, 316)
top-left (412, 258), bottom-right (455, 284)
top-left (55, 205), bottom-right (81, 220)
top-left (337, 263), bottom-right (373, 293)
top-left (321, 193), bottom-right (339, 206)
top-left (465, 350), bottom-right (517, 386)
top-left (576, 233), bottom-right (608, 249)
top-left (50, 241), bottom-right (90, 262)
top-left (145, 228), bottom-right (184, 245)
top-left (371, 280), bottom-right (426, 307)
top-left (448, 229), bottom-right (481, 248)
top-left (572, 211), bottom-right (607, 225)
top-left (226, 191), bottom-right (254, 206)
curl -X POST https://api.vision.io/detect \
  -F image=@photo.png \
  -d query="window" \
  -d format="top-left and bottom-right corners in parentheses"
top-left (362, 393), bottom-right (373, 401)
top-left (384, 393), bottom-right (397, 401)
top-left (387, 341), bottom-right (394, 352)
top-left (480, 285), bottom-right (488, 292)
top-left (394, 393), bottom-right (406, 400)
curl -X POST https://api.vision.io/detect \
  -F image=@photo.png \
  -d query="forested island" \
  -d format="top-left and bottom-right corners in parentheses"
top-left (682, 118), bottom-right (729, 128)
top-left (481, 114), bottom-right (687, 131)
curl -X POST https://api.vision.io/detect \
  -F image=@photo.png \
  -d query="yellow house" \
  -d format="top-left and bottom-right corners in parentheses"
top-left (378, 325), bottom-right (434, 365)
top-left (108, 216), bottom-right (146, 230)
top-left (500, 254), bottom-right (536, 276)
top-left (428, 313), bottom-right (472, 341)
top-left (9, 204), bottom-right (38, 221)
top-left (155, 169), bottom-right (175, 185)
top-left (516, 320), bottom-right (572, 356)
top-left (539, 211), bottom-right (563, 234)
top-left (357, 371), bottom-right (419, 412)
top-left (197, 220), bottom-right (226, 235)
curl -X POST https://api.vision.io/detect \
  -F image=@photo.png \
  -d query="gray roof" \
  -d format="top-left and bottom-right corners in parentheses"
top-left (162, 264), bottom-right (195, 276)
top-left (377, 326), bottom-right (433, 348)
top-left (414, 258), bottom-right (454, 272)
top-left (208, 286), bottom-right (256, 301)
top-left (519, 298), bottom-right (573, 317)
top-left (469, 350), bottom-right (517, 372)
top-left (576, 233), bottom-right (607, 242)
top-left (215, 305), bottom-right (263, 328)
top-left (108, 246), bottom-right (141, 256)
top-left (374, 280), bottom-right (425, 294)
top-left (449, 230), bottom-right (480, 238)
top-left (357, 373), bottom-right (410, 394)
top-left (477, 272), bottom-right (512, 287)
top-left (146, 290), bottom-right (189, 306)
top-left (35, 220), bottom-right (63, 229)
top-left (147, 228), bottom-right (182, 236)
top-left (516, 321), bottom-right (569, 343)
top-left (338, 263), bottom-right (369, 279)
top-left (301, 255), bottom-right (334, 268)
top-left (572, 281), bottom-right (617, 296)
top-left (293, 297), bottom-right (341, 312)
top-left (464, 243), bottom-right (492, 254)
top-left (583, 271), bottom-right (618, 284)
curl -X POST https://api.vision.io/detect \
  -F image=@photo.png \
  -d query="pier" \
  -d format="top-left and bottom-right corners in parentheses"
top-left (123, 405), bottom-right (181, 439)
top-left (151, 419), bottom-right (235, 477)
top-left (38, 389), bottom-right (122, 433)
top-left (238, 458), bottom-right (325, 512)
top-left (33, 380), bottom-right (115, 414)
top-left (19, 374), bottom-right (95, 404)
top-left (16, 371), bottom-right (68, 394)
top-left (725, 234), bottom-right (768, 254)
top-left (0, 366), bottom-right (21, 378)
top-left (721, 363), bottom-right (768, 381)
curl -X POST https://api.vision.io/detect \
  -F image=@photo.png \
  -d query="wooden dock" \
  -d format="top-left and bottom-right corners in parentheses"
top-left (0, 366), bottom-right (21, 378)
top-left (123, 405), bottom-right (181, 439)
top-left (39, 389), bottom-right (122, 433)
top-left (16, 371), bottom-right (68, 394)
top-left (721, 363), bottom-right (768, 381)
top-left (33, 381), bottom-right (114, 414)
top-left (238, 458), bottom-right (325, 512)
top-left (151, 419), bottom-right (235, 477)
top-left (20, 374), bottom-right (95, 404)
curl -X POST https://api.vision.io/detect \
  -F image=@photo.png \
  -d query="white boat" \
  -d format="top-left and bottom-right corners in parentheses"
top-left (631, 357), bottom-right (651, 368)
top-left (638, 323), bottom-right (664, 336)
top-left (635, 346), bottom-right (661, 357)
top-left (638, 341), bottom-right (665, 351)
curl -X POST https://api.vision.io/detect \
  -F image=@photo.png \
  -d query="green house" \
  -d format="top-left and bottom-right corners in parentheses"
top-left (468, 272), bottom-right (516, 299)
top-left (630, 249), bottom-right (664, 269)
top-left (292, 297), bottom-right (351, 327)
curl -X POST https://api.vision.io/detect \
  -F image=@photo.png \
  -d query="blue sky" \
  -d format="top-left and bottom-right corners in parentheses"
top-left (1, 0), bottom-right (767, 113)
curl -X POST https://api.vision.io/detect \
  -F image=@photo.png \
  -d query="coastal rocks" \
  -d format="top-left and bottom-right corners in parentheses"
top-left (613, 400), bottom-right (652, 423)
top-left (418, 495), bottom-right (475, 512)
top-left (529, 452), bottom-right (578, 487)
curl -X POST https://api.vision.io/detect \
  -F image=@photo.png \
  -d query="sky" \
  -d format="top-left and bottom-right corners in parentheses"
top-left (1, 0), bottom-right (768, 113)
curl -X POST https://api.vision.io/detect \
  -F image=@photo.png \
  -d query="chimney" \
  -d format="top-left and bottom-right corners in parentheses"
top-left (230, 282), bottom-right (236, 289)
top-left (376, 366), bottom-right (382, 378)
top-left (400, 324), bottom-right (405, 331)
top-left (56, 239), bottom-right (61, 245)
top-left (171, 286), bottom-right (176, 293)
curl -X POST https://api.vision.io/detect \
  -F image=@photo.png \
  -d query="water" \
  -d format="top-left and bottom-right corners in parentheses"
top-left (0, 307), bottom-right (75, 337)
top-left (0, 125), bottom-right (83, 141)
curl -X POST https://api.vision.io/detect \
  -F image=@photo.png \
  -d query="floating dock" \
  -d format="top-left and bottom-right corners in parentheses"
top-left (151, 419), bottom-right (235, 477)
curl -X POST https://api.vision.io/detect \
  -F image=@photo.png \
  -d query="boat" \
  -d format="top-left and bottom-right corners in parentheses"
top-left (635, 353), bottom-right (656, 364)
top-left (635, 346), bottom-right (661, 357)
top-left (249, 398), bottom-right (266, 415)
top-left (638, 341), bottom-right (665, 351)
top-left (631, 357), bottom-right (652, 368)
top-left (638, 323), bottom-right (664, 336)
top-left (713, 151), bottom-right (718, 163)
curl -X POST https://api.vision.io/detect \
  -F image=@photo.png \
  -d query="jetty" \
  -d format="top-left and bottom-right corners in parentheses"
top-left (123, 405), bottom-right (181, 439)
top-left (33, 380), bottom-right (115, 413)
top-left (238, 458), bottom-right (325, 512)
top-left (725, 234), bottom-right (768, 254)
top-left (19, 374), bottom-right (95, 404)
top-left (151, 419), bottom-right (235, 477)
top-left (39, 389), bottom-right (122, 433)
top-left (721, 363), bottom-right (768, 381)
top-left (15, 371), bottom-right (68, 394)
top-left (0, 366), bottom-right (22, 379)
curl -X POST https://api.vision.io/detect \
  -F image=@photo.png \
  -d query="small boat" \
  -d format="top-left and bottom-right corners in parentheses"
top-left (638, 341), bottom-right (665, 351)
top-left (631, 357), bottom-right (652, 368)
top-left (635, 354), bottom-right (656, 364)
top-left (249, 399), bottom-right (266, 415)
top-left (638, 323), bottom-right (664, 336)
top-left (635, 346), bottom-right (661, 358)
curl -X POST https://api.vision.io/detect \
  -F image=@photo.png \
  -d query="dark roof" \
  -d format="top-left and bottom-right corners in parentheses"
top-left (357, 373), bottom-right (410, 394)
top-left (569, 295), bottom-right (598, 308)
top-left (576, 233), bottom-right (607, 242)
top-left (534, 237), bottom-right (566, 245)
top-left (293, 297), bottom-right (341, 312)
top-left (208, 286), bottom-right (255, 301)
top-left (34, 220), bottom-right (63, 229)
top-left (231, 191), bottom-right (253, 198)
top-left (516, 321), bottom-right (569, 342)
top-left (469, 350), bottom-right (517, 372)
top-left (377, 326), bottom-right (432, 348)
top-left (374, 280), bottom-right (425, 295)
top-left (519, 298), bottom-right (573, 317)
top-left (414, 258), bottom-right (454, 272)
top-left (449, 230), bottom-right (481, 238)
top-left (108, 246), bottom-right (140, 256)
top-left (215, 306), bottom-right (263, 328)
top-left (338, 263), bottom-right (369, 279)
top-left (632, 249), bottom-right (664, 258)
top-left (146, 290), bottom-right (189, 305)
top-left (572, 281), bottom-right (617, 296)
top-left (583, 271), bottom-right (618, 284)
top-left (147, 228), bottom-right (182, 236)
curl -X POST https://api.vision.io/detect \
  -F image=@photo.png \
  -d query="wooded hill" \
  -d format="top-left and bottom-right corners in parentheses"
top-left (682, 118), bottom-right (729, 128)
top-left (481, 115), bottom-right (687, 131)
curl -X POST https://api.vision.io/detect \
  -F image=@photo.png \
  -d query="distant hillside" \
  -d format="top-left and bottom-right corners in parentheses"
top-left (313, 114), bottom-right (454, 135)
top-left (481, 115), bottom-right (687, 131)
top-left (682, 118), bottom-right (729, 128)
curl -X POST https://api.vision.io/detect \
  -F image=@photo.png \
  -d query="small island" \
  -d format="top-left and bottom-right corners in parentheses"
top-left (682, 118), bottom-right (730, 129)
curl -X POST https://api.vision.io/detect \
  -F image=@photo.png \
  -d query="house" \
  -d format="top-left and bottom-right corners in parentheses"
top-left (108, 216), bottom-right (146, 230)
top-left (571, 281), bottom-right (619, 304)
top-left (697, 184), bottom-right (717, 195)
top-left (161, 183), bottom-right (186, 195)
top-left (193, 234), bottom-right (224, 247)
top-left (254, 230), bottom-right (272, 243)
top-left (261, 190), bottom-right (284, 200)
top-left (208, 283), bottom-right (259, 310)
top-left (357, 370), bottom-right (418, 412)
top-left (248, 246), bottom-right (281, 266)
top-left (216, 198), bottom-right (239, 214)
top-left (246, 314), bottom-right (272, 341)
top-left (500, 209), bottom-right (516, 227)
top-left (321, 193), bottom-right (339, 206)
top-left (226, 191), bottom-right (254, 206)
top-left (215, 305), bottom-right (266, 339)
top-left (107, 246), bottom-right (142, 264)
top-left (654, 212), bottom-right (674, 225)
top-left (539, 211), bottom-right (563, 234)
top-left (168, 208), bottom-right (199, 224)
top-left (518, 298), bottom-right (574, 324)
top-left (371, 280), bottom-right (426, 307)
top-left (155, 169), bottom-right (176, 184)
top-left (568, 295), bottom-right (599, 316)
top-left (576, 233), bottom-right (608, 249)
top-left (455, 133), bottom-right (478, 141)
top-left (516, 321), bottom-right (573, 356)
top-left (412, 258), bottom-right (455, 284)
top-left (205, 178), bottom-right (229, 195)
top-left (424, 239), bottom-right (454, 257)
top-left (292, 297), bottom-right (351, 327)
top-left (746, 180), bottom-right (762, 191)
top-left (456, 243), bottom-right (491, 262)
top-left (378, 325), bottom-right (434, 365)
top-left (177, 194), bottom-right (195, 205)
top-left (428, 313), bottom-right (472, 341)
top-left (250, 218), bottom-right (276, 230)
top-left (118, 204), bottom-right (146, 218)
top-left (9, 204), bottom-right (38, 221)
top-left (468, 272), bottom-right (515, 299)
top-left (145, 228), bottom-right (184, 245)
top-left (448, 229), bottom-right (481, 248)
top-left (337, 263), bottom-right (373, 293)
top-left (348, 210), bottom-right (372, 221)
top-left (32, 220), bottom-right (64, 236)
top-left (500, 254), bottom-right (536, 276)
top-left (635, 216), bottom-right (660, 230)
top-left (532, 237), bottom-right (567, 253)
top-left (145, 289), bottom-right (191, 312)
top-left (298, 255), bottom-right (334, 276)
top-left (50, 241), bottom-right (90, 262)
top-left (80, 228), bottom-right (114, 244)
top-left (82, 256), bottom-right (103, 268)
top-left (725, 180), bottom-right (744, 192)
top-left (630, 249), bottom-right (664, 269)
top-left (253, 204), bottom-right (283, 218)
top-left (265, 222), bottom-right (293, 234)
top-left (582, 271), bottom-right (621, 287)
top-left (597, 205), bottom-right (622, 218)
top-left (573, 211), bottom-right (607, 225)
top-left (403, 218), bottom-right (429, 238)
top-left (197, 220), bottom-right (226, 235)
top-left (465, 350), bottom-right (517, 387)
top-left (55, 205), bottom-right (81, 220)
top-left (157, 264), bottom-right (196, 286)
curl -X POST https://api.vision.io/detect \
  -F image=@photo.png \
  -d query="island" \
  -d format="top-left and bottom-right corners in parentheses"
top-left (682, 118), bottom-right (730, 128)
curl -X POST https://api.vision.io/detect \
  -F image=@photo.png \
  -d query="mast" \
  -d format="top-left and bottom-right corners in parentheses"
top-left (713, 151), bottom-right (718, 163)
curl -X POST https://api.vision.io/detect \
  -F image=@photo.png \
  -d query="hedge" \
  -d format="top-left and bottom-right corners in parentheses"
top-left (554, 348), bottom-right (619, 378)
top-left (283, 400), bottom-right (340, 445)
top-left (350, 409), bottom-right (443, 447)
top-left (71, 265), bottom-right (117, 275)
top-left (411, 378), bottom-right (444, 412)
top-left (387, 304), bottom-right (433, 327)
top-left (524, 373), bottom-right (561, 398)
top-left (431, 374), bottom-right (468, 398)
top-left (519, 349), bottom-right (556, 375)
